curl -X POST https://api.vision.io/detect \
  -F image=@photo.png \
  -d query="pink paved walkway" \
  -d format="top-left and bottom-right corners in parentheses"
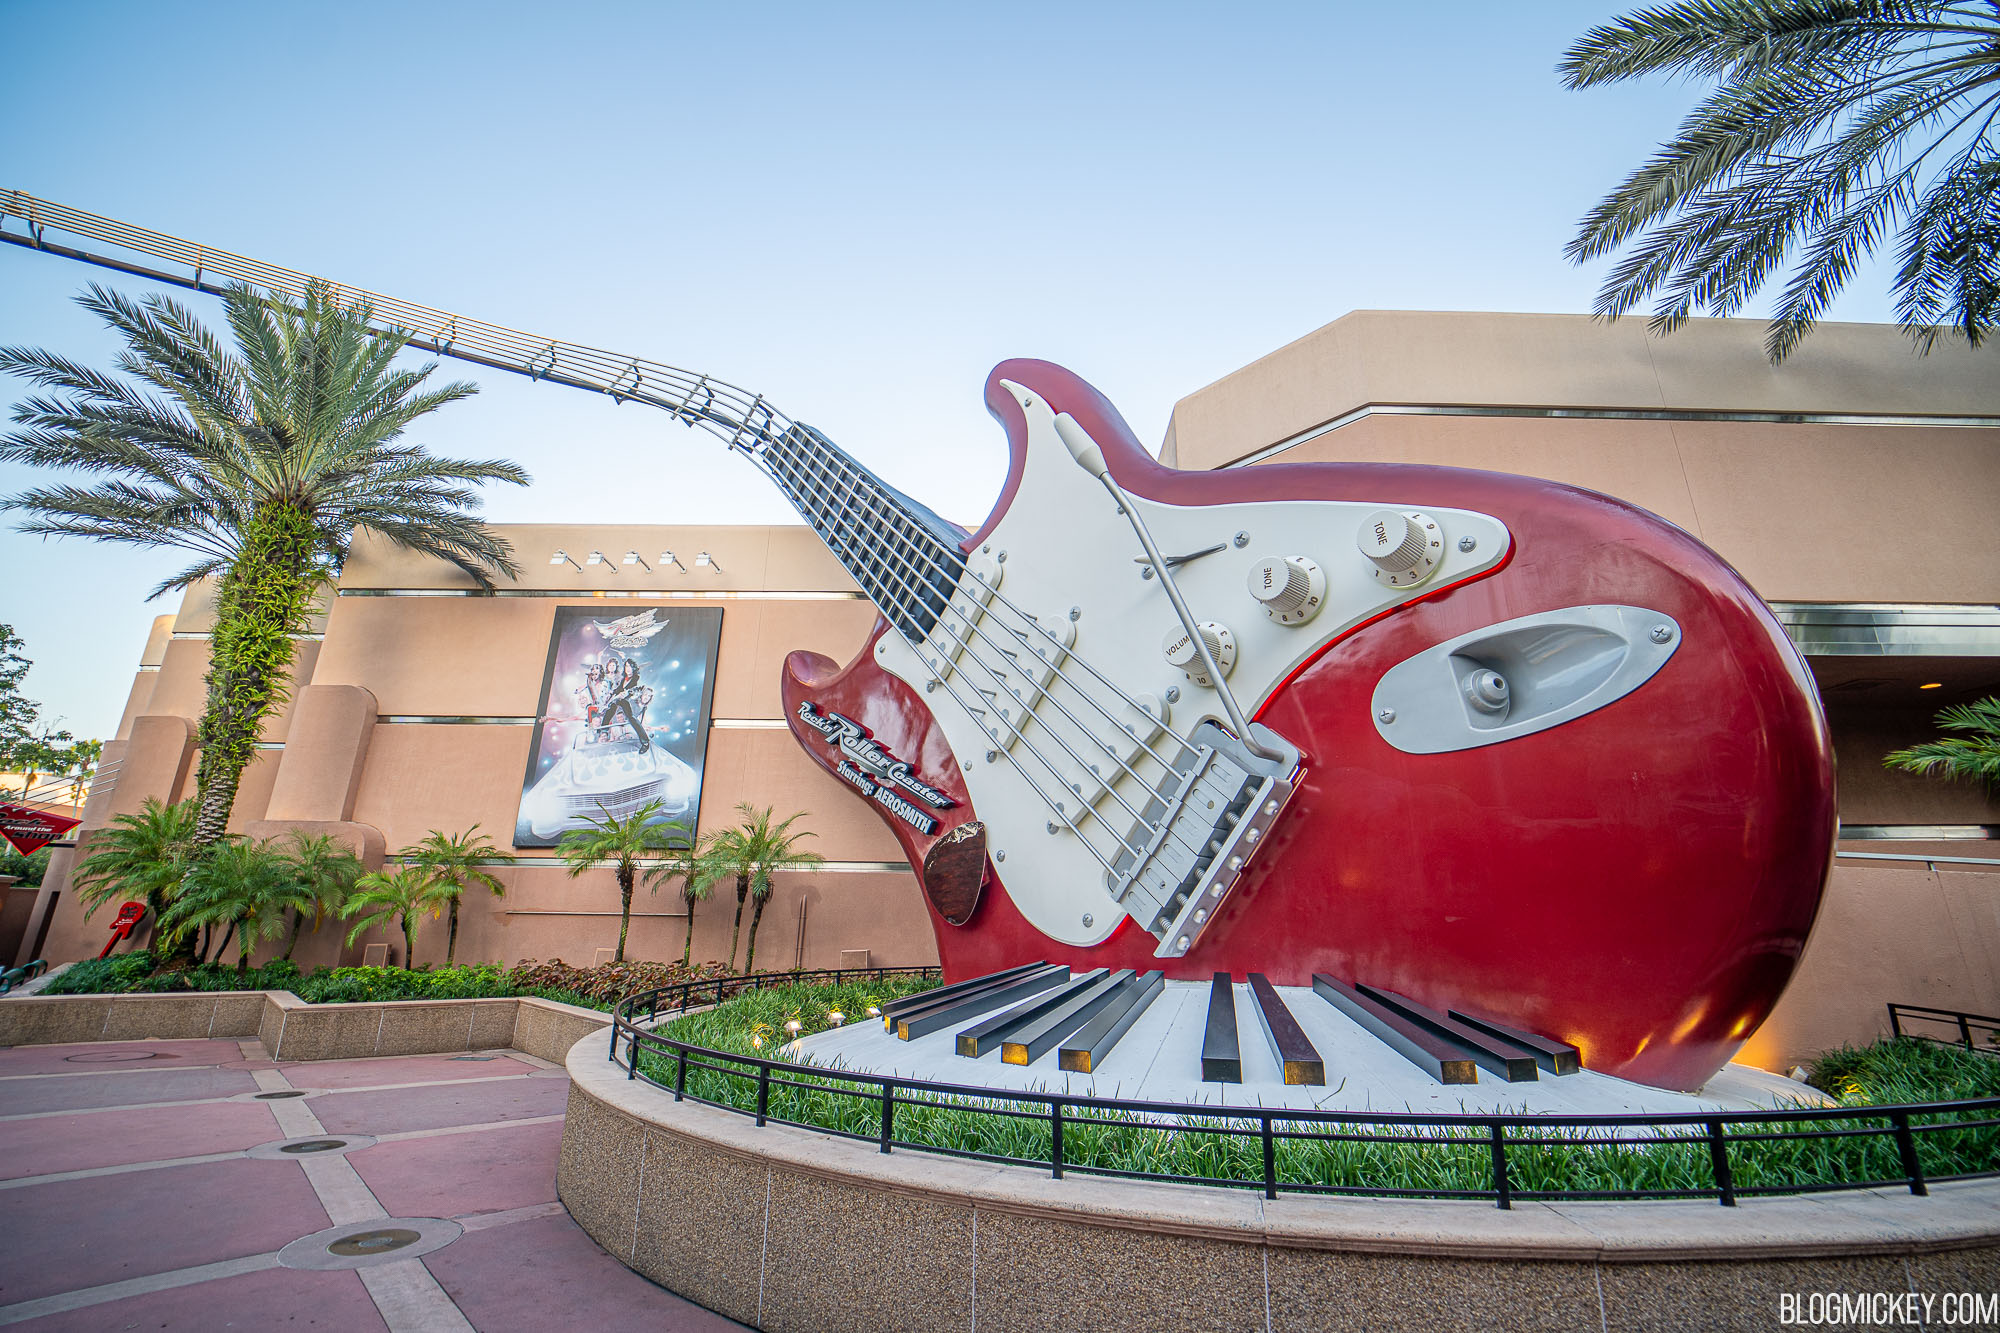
top-left (0, 1034), bottom-right (745, 1330)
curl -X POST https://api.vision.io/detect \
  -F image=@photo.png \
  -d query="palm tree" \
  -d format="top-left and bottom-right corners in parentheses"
top-left (554, 800), bottom-right (691, 964)
top-left (699, 804), bottom-right (823, 975)
top-left (1561, 1), bottom-right (2000, 361)
top-left (70, 797), bottom-right (198, 958)
top-left (0, 281), bottom-right (529, 847)
top-left (341, 866), bottom-right (449, 968)
top-left (659, 830), bottom-right (715, 969)
top-left (161, 837), bottom-right (312, 970)
top-left (1885, 696), bottom-right (2000, 790)
top-left (278, 831), bottom-right (364, 961)
top-left (398, 824), bottom-right (515, 966)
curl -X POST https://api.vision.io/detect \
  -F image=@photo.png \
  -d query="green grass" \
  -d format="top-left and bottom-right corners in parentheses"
top-left (638, 993), bottom-right (2000, 1200)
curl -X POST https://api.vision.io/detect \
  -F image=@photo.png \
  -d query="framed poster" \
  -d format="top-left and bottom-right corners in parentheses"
top-left (513, 606), bottom-right (723, 848)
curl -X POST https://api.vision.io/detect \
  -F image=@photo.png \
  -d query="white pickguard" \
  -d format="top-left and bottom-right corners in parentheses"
top-left (874, 382), bottom-right (1508, 947)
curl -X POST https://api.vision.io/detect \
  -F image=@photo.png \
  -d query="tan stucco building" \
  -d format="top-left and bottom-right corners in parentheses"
top-left (19, 311), bottom-right (2000, 1073)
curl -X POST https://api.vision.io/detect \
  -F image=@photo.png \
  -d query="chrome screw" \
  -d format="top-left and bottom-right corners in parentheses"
top-left (1458, 535), bottom-right (1477, 552)
top-left (984, 750), bottom-right (997, 763)
top-left (1651, 625), bottom-right (1674, 643)
top-left (1378, 707), bottom-right (1397, 724)
top-left (1234, 531), bottom-right (1250, 547)
top-left (1165, 686), bottom-right (1181, 703)
top-left (1069, 606), bottom-right (1082, 621)
top-left (994, 851), bottom-right (1005, 863)
top-left (1081, 914), bottom-right (1094, 928)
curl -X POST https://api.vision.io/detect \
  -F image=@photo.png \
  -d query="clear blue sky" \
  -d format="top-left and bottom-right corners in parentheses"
top-left (0, 1), bottom-right (1901, 742)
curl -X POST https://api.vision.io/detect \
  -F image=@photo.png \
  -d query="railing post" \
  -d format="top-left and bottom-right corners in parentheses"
top-left (1705, 1118), bottom-right (1735, 1206)
top-left (1051, 1098), bottom-right (1064, 1180)
top-left (1888, 1003), bottom-right (1902, 1040)
top-left (1261, 1113), bottom-right (1277, 1201)
top-left (880, 1081), bottom-right (895, 1154)
top-left (755, 1063), bottom-right (770, 1127)
top-left (609, 1017), bottom-right (621, 1063)
top-left (1489, 1122), bottom-right (1512, 1210)
top-left (674, 1046), bottom-right (687, 1101)
top-left (1891, 1110), bottom-right (1929, 1196)
top-left (626, 1033), bottom-right (638, 1080)
top-left (1960, 1014), bottom-right (1974, 1051)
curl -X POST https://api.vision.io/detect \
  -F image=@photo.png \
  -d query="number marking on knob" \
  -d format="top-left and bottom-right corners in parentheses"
top-left (1357, 510), bottom-right (1445, 588)
top-left (1246, 555), bottom-right (1327, 625)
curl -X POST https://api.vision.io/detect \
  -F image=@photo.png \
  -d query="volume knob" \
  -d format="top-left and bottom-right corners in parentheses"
top-left (1357, 509), bottom-right (1445, 587)
top-left (1247, 555), bottom-right (1326, 625)
top-left (1162, 621), bottom-right (1238, 689)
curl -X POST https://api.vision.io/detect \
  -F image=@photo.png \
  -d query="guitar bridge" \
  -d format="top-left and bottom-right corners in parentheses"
top-left (1105, 721), bottom-right (1301, 958)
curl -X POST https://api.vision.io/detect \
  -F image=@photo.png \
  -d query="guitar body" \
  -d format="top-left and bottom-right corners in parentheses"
top-left (782, 360), bottom-right (1835, 1091)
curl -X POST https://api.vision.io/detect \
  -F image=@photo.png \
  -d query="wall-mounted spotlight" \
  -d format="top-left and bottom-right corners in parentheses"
top-left (622, 551), bottom-right (651, 571)
top-left (696, 551), bottom-right (723, 572)
top-left (658, 551), bottom-right (687, 572)
top-left (550, 550), bottom-right (584, 571)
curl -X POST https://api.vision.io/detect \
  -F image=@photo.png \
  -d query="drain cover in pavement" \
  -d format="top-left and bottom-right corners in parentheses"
top-left (329, 1228), bottom-right (421, 1256)
top-left (254, 1089), bottom-right (308, 1099)
top-left (248, 1133), bottom-right (377, 1160)
top-left (65, 1050), bottom-right (179, 1063)
top-left (278, 1217), bottom-right (463, 1270)
top-left (450, 1054), bottom-right (499, 1061)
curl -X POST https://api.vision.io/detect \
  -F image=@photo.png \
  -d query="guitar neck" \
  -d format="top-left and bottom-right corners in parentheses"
top-left (0, 189), bottom-right (966, 634)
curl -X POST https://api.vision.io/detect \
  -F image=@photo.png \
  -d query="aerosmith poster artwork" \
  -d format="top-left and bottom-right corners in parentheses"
top-left (513, 607), bottom-right (723, 848)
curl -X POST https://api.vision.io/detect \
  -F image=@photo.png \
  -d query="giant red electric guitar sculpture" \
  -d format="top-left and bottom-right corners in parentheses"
top-left (778, 360), bottom-right (1836, 1092)
top-left (0, 193), bottom-right (1837, 1092)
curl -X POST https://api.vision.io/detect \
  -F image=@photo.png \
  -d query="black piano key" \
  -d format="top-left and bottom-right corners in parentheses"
top-left (1358, 984), bottom-right (1540, 1082)
top-left (895, 965), bottom-right (1070, 1041)
top-left (1247, 973), bottom-right (1326, 1086)
top-left (1201, 972), bottom-right (1242, 1083)
top-left (878, 962), bottom-right (1048, 1025)
top-left (1059, 971), bottom-right (1165, 1074)
top-left (1447, 1007), bottom-right (1583, 1076)
top-left (955, 970), bottom-right (1108, 1057)
top-left (1311, 975), bottom-right (1478, 1085)
top-left (1001, 970), bottom-right (1136, 1066)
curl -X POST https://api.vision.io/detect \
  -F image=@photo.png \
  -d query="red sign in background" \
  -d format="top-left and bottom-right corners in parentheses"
top-left (0, 803), bottom-right (81, 856)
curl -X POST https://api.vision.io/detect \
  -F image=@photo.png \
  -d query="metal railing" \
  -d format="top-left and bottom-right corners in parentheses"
top-left (0, 960), bottom-right (48, 995)
top-left (609, 972), bottom-right (2000, 1210)
top-left (1890, 1003), bottom-right (2000, 1055)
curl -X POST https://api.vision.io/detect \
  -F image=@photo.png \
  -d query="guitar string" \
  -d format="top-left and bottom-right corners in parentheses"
top-left (771, 424), bottom-right (1202, 775)
top-left (759, 428), bottom-right (1240, 898)
top-left (758, 435), bottom-right (1239, 897)
top-left (801, 450), bottom-right (1204, 841)
top-left (792, 446), bottom-right (1179, 843)
top-left (724, 412), bottom-right (1212, 785)
top-left (752, 443), bottom-right (1132, 878)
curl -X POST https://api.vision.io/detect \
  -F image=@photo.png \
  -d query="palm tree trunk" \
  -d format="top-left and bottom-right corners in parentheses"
top-left (615, 866), bottom-right (635, 963)
top-left (728, 876), bottom-right (749, 971)
top-left (743, 895), bottom-right (769, 975)
top-left (283, 909), bottom-right (306, 961)
top-left (238, 931), bottom-right (252, 972)
top-left (401, 915), bottom-right (415, 969)
top-left (192, 507), bottom-right (314, 849)
top-left (682, 889), bottom-right (696, 968)
top-left (446, 899), bottom-right (460, 966)
top-left (213, 921), bottom-right (235, 965)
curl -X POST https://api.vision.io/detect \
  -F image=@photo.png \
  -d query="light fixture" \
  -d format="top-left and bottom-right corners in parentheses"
top-left (751, 1035), bottom-right (764, 1049)
top-left (585, 550), bottom-right (610, 568)
top-left (696, 551), bottom-right (723, 572)
top-left (784, 1019), bottom-right (801, 1033)
top-left (828, 1010), bottom-right (844, 1026)
top-left (1920, 682), bottom-right (1943, 690)
top-left (622, 551), bottom-right (651, 570)
top-left (658, 551), bottom-right (687, 572)
top-left (550, 550), bottom-right (584, 571)
top-left (865, 1005), bottom-right (880, 1018)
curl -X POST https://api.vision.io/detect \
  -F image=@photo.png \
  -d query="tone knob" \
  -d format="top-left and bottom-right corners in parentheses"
top-left (1246, 555), bottom-right (1326, 625)
top-left (1357, 509), bottom-right (1445, 587)
top-left (1161, 621), bottom-right (1237, 689)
